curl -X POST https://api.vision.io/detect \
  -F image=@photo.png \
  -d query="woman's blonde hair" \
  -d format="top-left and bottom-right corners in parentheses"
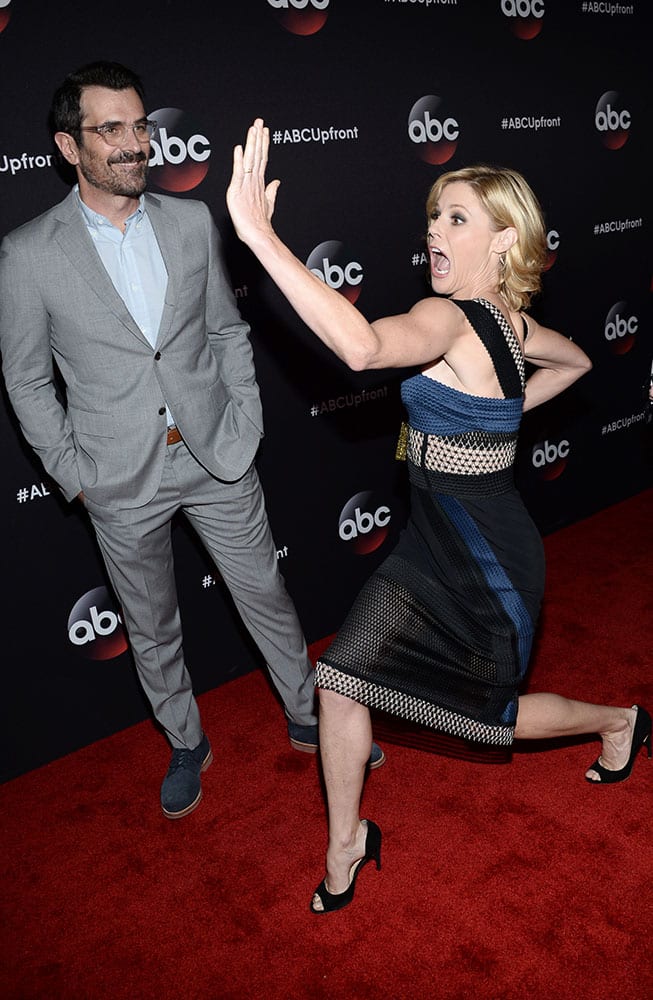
top-left (426, 165), bottom-right (547, 311)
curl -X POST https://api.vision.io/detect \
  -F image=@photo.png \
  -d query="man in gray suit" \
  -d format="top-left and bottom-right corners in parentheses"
top-left (0, 60), bottom-right (386, 818)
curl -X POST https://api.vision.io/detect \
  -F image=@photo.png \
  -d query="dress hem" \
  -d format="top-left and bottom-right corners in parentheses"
top-left (315, 660), bottom-right (515, 747)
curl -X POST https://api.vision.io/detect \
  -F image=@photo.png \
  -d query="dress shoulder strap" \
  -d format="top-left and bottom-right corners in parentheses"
top-left (454, 298), bottom-right (525, 399)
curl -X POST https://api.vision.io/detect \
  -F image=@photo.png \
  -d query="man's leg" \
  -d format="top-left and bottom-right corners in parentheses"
top-left (85, 495), bottom-right (202, 749)
top-left (179, 453), bottom-right (317, 729)
top-left (84, 469), bottom-right (210, 818)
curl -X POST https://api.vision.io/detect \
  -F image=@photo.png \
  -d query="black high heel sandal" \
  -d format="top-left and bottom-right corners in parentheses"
top-left (585, 705), bottom-right (652, 784)
top-left (310, 819), bottom-right (382, 914)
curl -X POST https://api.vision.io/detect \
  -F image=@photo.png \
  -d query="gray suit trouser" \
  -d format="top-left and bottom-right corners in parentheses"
top-left (84, 438), bottom-right (317, 749)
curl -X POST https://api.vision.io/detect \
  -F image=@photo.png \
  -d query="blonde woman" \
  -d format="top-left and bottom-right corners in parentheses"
top-left (227, 120), bottom-right (651, 913)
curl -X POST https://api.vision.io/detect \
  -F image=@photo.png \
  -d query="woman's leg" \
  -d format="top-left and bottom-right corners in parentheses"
top-left (311, 687), bottom-right (373, 910)
top-left (515, 693), bottom-right (636, 779)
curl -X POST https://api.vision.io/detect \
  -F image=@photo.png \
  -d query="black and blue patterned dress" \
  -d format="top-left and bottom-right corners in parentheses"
top-left (314, 298), bottom-right (545, 746)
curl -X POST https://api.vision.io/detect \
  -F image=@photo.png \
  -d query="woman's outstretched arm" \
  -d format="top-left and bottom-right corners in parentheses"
top-left (226, 118), bottom-right (457, 371)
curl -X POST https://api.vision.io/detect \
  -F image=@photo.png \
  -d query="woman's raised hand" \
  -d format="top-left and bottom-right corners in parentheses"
top-left (227, 118), bottom-right (281, 246)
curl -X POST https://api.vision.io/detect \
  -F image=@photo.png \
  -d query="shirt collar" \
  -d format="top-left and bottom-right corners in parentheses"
top-left (75, 184), bottom-right (146, 231)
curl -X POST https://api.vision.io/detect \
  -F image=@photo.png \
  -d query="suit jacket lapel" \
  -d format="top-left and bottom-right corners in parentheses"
top-left (144, 193), bottom-right (180, 348)
top-left (52, 190), bottom-right (152, 348)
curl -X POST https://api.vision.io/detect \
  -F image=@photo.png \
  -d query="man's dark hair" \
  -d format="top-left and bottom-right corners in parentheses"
top-left (49, 61), bottom-right (145, 142)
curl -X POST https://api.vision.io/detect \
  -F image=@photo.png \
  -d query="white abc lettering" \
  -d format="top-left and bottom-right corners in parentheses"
top-left (409, 112), bottom-right (459, 144)
top-left (547, 230), bottom-right (560, 251)
top-left (268, 0), bottom-right (329, 9)
top-left (310, 257), bottom-right (363, 289)
top-left (149, 128), bottom-right (211, 166)
top-left (605, 313), bottom-right (638, 340)
top-left (374, 505), bottom-right (391, 528)
top-left (69, 620), bottom-right (95, 646)
top-left (339, 505), bottom-right (391, 540)
top-left (339, 518), bottom-right (356, 541)
top-left (90, 605), bottom-right (120, 636)
top-left (187, 134), bottom-right (211, 161)
top-left (532, 440), bottom-right (569, 467)
top-left (68, 605), bottom-right (122, 645)
top-left (501, 0), bottom-right (544, 15)
top-left (595, 105), bottom-right (631, 132)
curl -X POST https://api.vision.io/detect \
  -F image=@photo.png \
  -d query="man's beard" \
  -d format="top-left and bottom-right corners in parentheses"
top-left (80, 149), bottom-right (149, 198)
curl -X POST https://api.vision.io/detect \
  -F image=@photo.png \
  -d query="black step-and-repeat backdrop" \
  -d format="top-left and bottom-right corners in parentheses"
top-left (1, 0), bottom-right (650, 781)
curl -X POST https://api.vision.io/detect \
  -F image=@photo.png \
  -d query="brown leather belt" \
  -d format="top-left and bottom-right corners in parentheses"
top-left (166, 425), bottom-right (183, 446)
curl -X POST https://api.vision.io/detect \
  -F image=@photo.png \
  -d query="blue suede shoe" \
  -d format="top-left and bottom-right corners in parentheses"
top-left (287, 721), bottom-right (320, 753)
top-left (161, 734), bottom-right (213, 819)
top-left (287, 722), bottom-right (386, 770)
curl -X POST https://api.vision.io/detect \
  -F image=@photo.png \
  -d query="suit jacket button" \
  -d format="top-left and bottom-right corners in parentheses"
top-left (158, 407), bottom-right (166, 415)
top-left (154, 351), bottom-right (161, 360)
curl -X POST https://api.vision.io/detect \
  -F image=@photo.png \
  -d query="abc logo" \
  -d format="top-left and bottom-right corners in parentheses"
top-left (338, 491), bottom-right (391, 555)
top-left (148, 108), bottom-right (211, 192)
top-left (408, 96), bottom-right (459, 165)
top-left (501, 0), bottom-right (545, 39)
top-left (307, 241), bottom-right (364, 304)
top-left (595, 91), bottom-right (631, 150)
top-left (531, 439), bottom-right (569, 481)
top-left (67, 586), bottom-right (129, 660)
top-left (0, 0), bottom-right (11, 34)
top-left (605, 301), bottom-right (637, 355)
top-left (268, 0), bottom-right (329, 35)
top-left (544, 229), bottom-right (560, 271)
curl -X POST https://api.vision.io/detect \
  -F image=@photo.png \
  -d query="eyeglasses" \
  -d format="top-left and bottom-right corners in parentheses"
top-left (79, 120), bottom-right (158, 147)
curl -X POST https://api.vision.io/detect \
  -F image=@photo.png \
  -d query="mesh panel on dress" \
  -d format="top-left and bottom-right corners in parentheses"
top-left (408, 427), bottom-right (517, 475)
top-left (316, 554), bottom-right (519, 745)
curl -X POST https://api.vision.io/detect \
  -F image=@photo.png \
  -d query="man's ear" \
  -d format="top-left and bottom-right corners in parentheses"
top-left (54, 132), bottom-right (80, 166)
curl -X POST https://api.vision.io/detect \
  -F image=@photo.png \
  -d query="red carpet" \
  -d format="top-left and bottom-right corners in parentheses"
top-left (1, 489), bottom-right (652, 1000)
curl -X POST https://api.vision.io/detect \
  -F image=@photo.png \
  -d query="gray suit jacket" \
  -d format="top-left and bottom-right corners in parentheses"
top-left (0, 189), bottom-right (263, 507)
